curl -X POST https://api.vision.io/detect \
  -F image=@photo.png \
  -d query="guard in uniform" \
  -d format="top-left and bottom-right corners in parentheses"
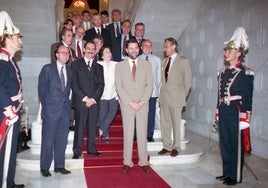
top-left (215, 27), bottom-right (254, 185)
top-left (0, 11), bottom-right (25, 188)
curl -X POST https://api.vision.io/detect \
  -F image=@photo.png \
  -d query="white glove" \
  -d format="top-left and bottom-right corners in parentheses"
top-left (239, 111), bottom-right (251, 130)
top-left (3, 105), bottom-right (18, 125)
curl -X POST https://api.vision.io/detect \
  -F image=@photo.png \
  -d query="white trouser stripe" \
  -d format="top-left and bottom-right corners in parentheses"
top-left (2, 125), bottom-right (13, 188)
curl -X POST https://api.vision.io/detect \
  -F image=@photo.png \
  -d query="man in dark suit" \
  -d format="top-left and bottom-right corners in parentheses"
top-left (83, 13), bottom-right (111, 48)
top-left (111, 19), bottom-right (132, 61)
top-left (71, 41), bottom-right (104, 158)
top-left (38, 44), bottom-right (72, 177)
top-left (0, 11), bottom-right (25, 188)
top-left (51, 28), bottom-right (77, 65)
top-left (106, 8), bottom-right (122, 39)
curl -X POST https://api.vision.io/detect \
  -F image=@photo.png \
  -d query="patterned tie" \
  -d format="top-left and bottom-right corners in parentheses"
top-left (122, 35), bottom-right (127, 56)
top-left (165, 57), bottom-right (171, 82)
top-left (60, 66), bottom-right (65, 91)
top-left (132, 61), bottom-right (136, 80)
top-left (116, 23), bottom-right (120, 37)
top-left (77, 41), bottom-right (82, 59)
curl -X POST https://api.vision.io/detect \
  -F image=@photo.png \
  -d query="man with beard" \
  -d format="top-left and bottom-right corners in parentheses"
top-left (115, 38), bottom-right (153, 173)
top-left (0, 11), bottom-right (25, 188)
top-left (71, 41), bottom-right (104, 159)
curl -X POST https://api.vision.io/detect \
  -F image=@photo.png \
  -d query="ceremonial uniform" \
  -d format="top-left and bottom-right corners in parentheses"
top-left (0, 48), bottom-right (23, 188)
top-left (216, 62), bottom-right (254, 183)
top-left (215, 27), bottom-right (254, 185)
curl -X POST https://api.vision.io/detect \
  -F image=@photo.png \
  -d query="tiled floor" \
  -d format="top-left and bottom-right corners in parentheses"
top-left (15, 131), bottom-right (268, 188)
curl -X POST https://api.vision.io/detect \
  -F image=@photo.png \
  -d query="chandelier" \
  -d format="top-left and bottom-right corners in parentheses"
top-left (69, 0), bottom-right (90, 9)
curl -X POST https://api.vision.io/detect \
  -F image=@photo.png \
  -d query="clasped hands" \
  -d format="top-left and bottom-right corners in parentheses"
top-left (129, 101), bottom-right (144, 111)
top-left (84, 97), bottom-right (96, 107)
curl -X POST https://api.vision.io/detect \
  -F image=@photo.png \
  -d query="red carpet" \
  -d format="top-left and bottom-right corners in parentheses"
top-left (83, 111), bottom-right (171, 188)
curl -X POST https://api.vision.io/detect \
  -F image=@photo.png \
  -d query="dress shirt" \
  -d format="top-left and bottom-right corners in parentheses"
top-left (140, 54), bottom-right (161, 97)
top-left (166, 53), bottom-right (177, 73)
top-left (114, 22), bottom-right (121, 37)
top-left (56, 62), bottom-right (66, 87)
top-left (94, 27), bottom-right (101, 35)
top-left (98, 61), bottom-right (118, 100)
top-left (128, 58), bottom-right (137, 73)
top-left (83, 21), bottom-right (91, 30)
top-left (75, 39), bottom-right (83, 57)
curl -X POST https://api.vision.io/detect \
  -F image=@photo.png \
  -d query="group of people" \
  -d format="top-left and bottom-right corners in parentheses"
top-left (0, 7), bottom-right (254, 188)
top-left (41, 7), bottom-right (193, 176)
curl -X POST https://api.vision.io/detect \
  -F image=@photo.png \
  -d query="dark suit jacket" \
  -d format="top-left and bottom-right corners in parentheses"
top-left (38, 62), bottom-right (72, 120)
top-left (106, 22), bottom-right (122, 39)
top-left (50, 42), bottom-right (77, 65)
top-left (111, 33), bottom-right (132, 61)
top-left (83, 28), bottom-right (111, 48)
top-left (71, 58), bottom-right (104, 110)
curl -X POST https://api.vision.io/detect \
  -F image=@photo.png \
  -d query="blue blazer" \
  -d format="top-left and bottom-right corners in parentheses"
top-left (38, 62), bottom-right (72, 120)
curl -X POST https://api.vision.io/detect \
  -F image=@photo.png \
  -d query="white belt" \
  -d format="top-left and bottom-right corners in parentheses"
top-left (219, 95), bottom-right (242, 104)
top-left (11, 93), bottom-right (22, 102)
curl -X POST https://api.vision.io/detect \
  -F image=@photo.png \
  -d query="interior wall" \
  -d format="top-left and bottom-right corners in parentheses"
top-left (178, 0), bottom-right (268, 159)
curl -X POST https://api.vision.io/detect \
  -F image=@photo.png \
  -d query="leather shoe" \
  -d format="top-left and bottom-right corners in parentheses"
top-left (72, 154), bottom-right (80, 159)
top-left (12, 184), bottom-right (25, 188)
top-left (223, 177), bottom-right (237, 185)
top-left (41, 169), bottom-right (51, 177)
top-left (170, 149), bottom-right (179, 157)
top-left (141, 165), bottom-right (151, 173)
top-left (216, 175), bottom-right (228, 181)
top-left (147, 137), bottom-right (154, 142)
top-left (88, 151), bottom-right (101, 156)
top-left (54, 168), bottom-right (71, 174)
top-left (157, 148), bottom-right (170, 155)
top-left (122, 165), bottom-right (131, 173)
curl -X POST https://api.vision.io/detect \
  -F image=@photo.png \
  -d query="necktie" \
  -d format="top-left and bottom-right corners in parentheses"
top-left (97, 29), bottom-right (101, 36)
top-left (132, 61), bottom-right (136, 80)
top-left (116, 23), bottom-right (120, 37)
top-left (77, 41), bottom-right (82, 59)
top-left (146, 56), bottom-right (149, 61)
top-left (87, 60), bottom-right (91, 70)
top-left (60, 66), bottom-right (65, 91)
top-left (165, 57), bottom-right (171, 82)
top-left (122, 35), bottom-right (127, 56)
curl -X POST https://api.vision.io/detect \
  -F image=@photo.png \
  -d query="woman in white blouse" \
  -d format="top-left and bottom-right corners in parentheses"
top-left (98, 46), bottom-right (119, 143)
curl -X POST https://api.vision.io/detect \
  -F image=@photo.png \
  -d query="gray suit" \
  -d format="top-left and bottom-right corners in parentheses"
top-left (159, 54), bottom-right (192, 151)
top-left (115, 57), bottom-right (153, 167)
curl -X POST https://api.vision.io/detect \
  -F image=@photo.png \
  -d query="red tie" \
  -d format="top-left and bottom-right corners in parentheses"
top-left (132, 61), bottom-right (136, 80)
top-left (77, 41), bottom-right (82, 59)
top-left (165, 57), bottom-right (171, 82)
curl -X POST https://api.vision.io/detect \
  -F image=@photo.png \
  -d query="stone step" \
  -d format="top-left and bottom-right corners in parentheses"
top-left (17, 130), bottom-right (203, 170)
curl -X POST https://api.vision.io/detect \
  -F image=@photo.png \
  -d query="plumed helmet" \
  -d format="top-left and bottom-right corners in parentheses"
top-left (224, 27), bottom-right (249, 55)
top-left (0, 11), bottom-right (22, 42)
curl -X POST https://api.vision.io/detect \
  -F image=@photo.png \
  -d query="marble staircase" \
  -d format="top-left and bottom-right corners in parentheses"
top-left (17, 123), bottom-right (203, 171)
